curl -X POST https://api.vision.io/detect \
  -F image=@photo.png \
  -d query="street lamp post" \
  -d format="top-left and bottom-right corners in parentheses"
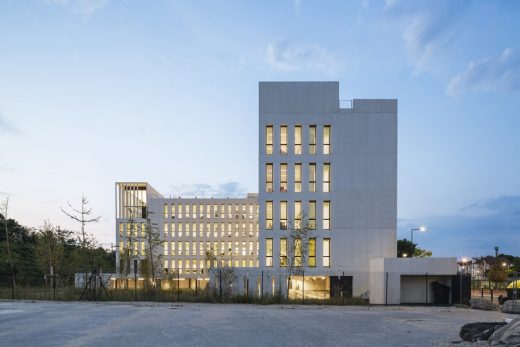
top-left (410, 226), bottom-right (426, 257)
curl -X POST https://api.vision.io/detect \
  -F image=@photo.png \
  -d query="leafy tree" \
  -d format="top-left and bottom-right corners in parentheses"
top-left (397, 238), bottom-right (432, 258)
top-left (488, 264), bottom-right (508, 282)
top-left (35, 221), bottom-right (64, 291)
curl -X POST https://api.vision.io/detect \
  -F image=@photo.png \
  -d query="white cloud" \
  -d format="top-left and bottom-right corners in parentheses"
top-left (386, 0), bottom-right (468, 72)
top-left (265, 38), bottom-right (339, 73)
top-left (46, 0), bottom-right (109, 16)
top-left (168, 182), bottom-right (247, 198)
top-left (0, 113), bottom-right (19, 135)
top-left (447, 48), bottom-right (520, 96)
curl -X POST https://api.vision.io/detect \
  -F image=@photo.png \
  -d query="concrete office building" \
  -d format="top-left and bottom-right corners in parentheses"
top-left (115, 82), bottom-right (457, 303)
top-left (115, 182), bottom-right (259, 289)
top-left (258, 82), bottom-right (397, 299)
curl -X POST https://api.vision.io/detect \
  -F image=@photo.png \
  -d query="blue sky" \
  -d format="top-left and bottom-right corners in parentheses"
top-left (1, 0), bottom-right (519, 257)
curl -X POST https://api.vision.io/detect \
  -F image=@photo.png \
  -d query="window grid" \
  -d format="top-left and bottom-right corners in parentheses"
top-left (323, 163), bottom-right (331, 192)
top-left (280, 125), bottom-right (288, 154)
top-left (323, 201), bottom-right (331, 230)
top-left (294, 125), bottom-right (302, 155)
top-left (266, 164), bottom-right (273, 192)
top-left (323, 238), bottom-right (330, 267)
top-left (266, 125), bottom-right (273, 155)
top-left (323, 125), bottom-right (331, 154)
top-left (294, 163), bottom-right (302, 192)
top-left (309, 125), bottom-right (316, 154)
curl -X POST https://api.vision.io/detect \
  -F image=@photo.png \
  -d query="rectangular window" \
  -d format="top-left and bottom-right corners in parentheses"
top-left (294, 201), bottom-right (302, 229)
top-left (309, 125), bottom-right (316, 154)
top-left (119, 223), bottom-right (123, 237)
top-left (163, 222), bottom-right (168, 236)
top-left (323, 125), bottom-right (331, 154)
top-left (178, 204), bottom-right (183, 219)
top-left (266, 125), bottom-right (273, 155)
top-left (164, 204), bottom-right (169, 219)
top-left (294, 125), bottom-right (302, 155)
top-left (280, 238), bottom-right (287, 267)
top-left (323, 238), bottom-right (330, 267)
top-left (294, 163), bottom-right (301, 192)
top-left (171, 204), bottom-right (176, 219)
top-left (323, 163), bottom-right (330, 192)
top-left (309, 163), bottom-right (316, 192)
top-left (280, 125), bottom-right (288, 154)
top-left (309, 238), bottom-right (316, 267)
top-left (294, 238), bottom-right (302, 267)
top-left (280, 163), bottom-right (288, 192)
top-left (280, 201), bottom-right (287, 230)
top-left (323, 201), bottom-right (331, 230)
top-left (266, 201), bottom-right (273, 230)
top-left (266, 238), bottom-right (273, 267)
top-left (309, 201), bottom-right (316, 230)
top-left (266, 164), bottom-right (273, 192)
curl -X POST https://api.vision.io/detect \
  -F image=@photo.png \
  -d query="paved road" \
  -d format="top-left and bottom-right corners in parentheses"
top-left (0, 301), bottom-right (510, 346)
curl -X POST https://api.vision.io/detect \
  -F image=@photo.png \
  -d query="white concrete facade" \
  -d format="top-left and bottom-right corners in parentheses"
top-left (258, 82), bottom-right (398, 297)
top-left (115, 182), bottom-right (259, 285)
top-left (114, 81), bottom-right (457, 302)
top-left (369, 258), bottom-right (458, 304)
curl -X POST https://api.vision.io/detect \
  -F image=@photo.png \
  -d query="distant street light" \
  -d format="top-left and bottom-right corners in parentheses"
top-left (410, 226), bottom-right (427, 257)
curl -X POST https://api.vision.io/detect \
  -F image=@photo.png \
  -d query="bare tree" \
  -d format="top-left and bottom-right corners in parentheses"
top-left (1, 198), bottom-right (16, 299)
top-left (142, 211), bottom-right (162, 292)
top-left (205, 247), bottom-right (237, 301)
top-left (119, 209), bottom-right (137, 289)
top-left (286, 211), bottom-right (312, 299)
top-left (61, 195), bottom-right (101, 248)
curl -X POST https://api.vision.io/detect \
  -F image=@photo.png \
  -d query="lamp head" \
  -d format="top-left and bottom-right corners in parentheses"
top-left (419, 226), bottom-right (427, 232)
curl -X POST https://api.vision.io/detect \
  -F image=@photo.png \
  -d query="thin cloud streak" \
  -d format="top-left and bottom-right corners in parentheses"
top-left (447, 48), bottom-right (520, 96)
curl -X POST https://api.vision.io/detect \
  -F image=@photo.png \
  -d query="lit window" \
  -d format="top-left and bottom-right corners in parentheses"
top-left (266, 201), bottom-right (273, 230)
top-left (323, 125), bottom-right (331, 154)
top-left (164, 204), bottom-right (169, 219)
top-left (309, 125), bottom-right (316, 154)
top-left (163, 222), bottom-right (168, 236)
top-left (266, 164), bottom-right (273, 192)
top-left (280, 125), bottom-right (288, 154)
top-left (294, 125), bottom-right (302, 154)
top-left (119, 223), bottom-right (123, 237)
top-left (280, 201), bottom-right (287, 230)
top-left (164, 241), bottom-right (169, 256)
top-left (171, 204), bottom-right (176, 219)
top-left (280, 238), bottom-right (287, 267)
top-left (178, 204), bottom-right (183, 219)
top-left (280, 163), bottom-right (288, 192)
top-left (192, 204), bottom-right (196, 218)
top-left (309, 238), bottom-right (316, 267)
top-left (266, 125), bottom-right (273, 155)
top-left (323, 201), bottom-right (330, 230)
top-left (294, 201), bottom-right (301, 229)
top-left (323, 163), bottom-right (330, 192)
top-left (309, 201), bottom-right (316, 230)
top-left (294, 238), bottom-right (302, 266)
top-left (266, 238), bottom-right (273, 267)
top-left (323, 238), bottom-right (330, 267)
top-left (294, 163), bottom-right (301, 192)
top-left (309, 163), bottom-right (316, 192)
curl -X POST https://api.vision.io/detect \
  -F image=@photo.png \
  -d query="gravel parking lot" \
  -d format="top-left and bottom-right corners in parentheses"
top-left (0, 301), bottom-right (511, 346)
